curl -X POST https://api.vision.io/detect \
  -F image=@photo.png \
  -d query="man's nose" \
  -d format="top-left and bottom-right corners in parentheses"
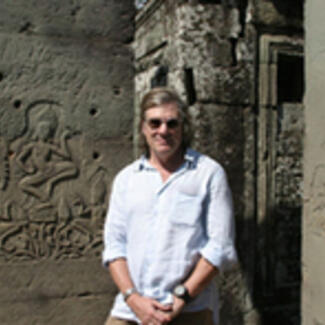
top-left (157, 122), bottom-right (169, 133)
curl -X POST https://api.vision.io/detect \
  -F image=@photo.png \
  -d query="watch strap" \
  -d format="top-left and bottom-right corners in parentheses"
top-left (173, 284), bottom-right (193, 304)
top-left (122, 287), bottom-right (138, 302)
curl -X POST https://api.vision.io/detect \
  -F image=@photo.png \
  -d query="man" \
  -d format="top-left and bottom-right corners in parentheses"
top-left (102, 87), bottom-right (237, 325)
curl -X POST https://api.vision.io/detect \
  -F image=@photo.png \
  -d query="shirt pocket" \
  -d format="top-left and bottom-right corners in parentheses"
top-left (169, 193), bottom-right (203, 226)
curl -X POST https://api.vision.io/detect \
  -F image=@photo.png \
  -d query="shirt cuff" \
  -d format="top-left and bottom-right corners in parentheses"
top-left (102, 247), bottom-right (127, 268)
top-left (199, 242), bottom-right (238, 273)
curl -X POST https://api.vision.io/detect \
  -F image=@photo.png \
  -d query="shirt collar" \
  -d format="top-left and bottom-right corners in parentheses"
top-left (135, 148), bottom-right (199, 171)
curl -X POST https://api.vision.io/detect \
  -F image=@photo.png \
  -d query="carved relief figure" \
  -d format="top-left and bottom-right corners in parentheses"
top-left (16, 106), bottom-right (78, 202)
top-left (0, 102), bottom-right (108, 262)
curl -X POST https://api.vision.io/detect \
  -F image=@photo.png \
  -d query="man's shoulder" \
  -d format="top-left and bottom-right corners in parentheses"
top-left (187, 149), bottom-right (225, 174)
top-left (113, 158), bottom-right (142, 182)
top-left (188, 150), bottom-right (229, 191)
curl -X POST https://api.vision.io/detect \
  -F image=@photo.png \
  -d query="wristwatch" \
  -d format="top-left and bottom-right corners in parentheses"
top-left (122, 287), bottom-right (138, 302)
top-left (173, 284), bottom-right (192, 304)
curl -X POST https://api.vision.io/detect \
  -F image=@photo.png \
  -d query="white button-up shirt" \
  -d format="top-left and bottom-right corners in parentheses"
top-left (102, 149), bottom-right (237, 324)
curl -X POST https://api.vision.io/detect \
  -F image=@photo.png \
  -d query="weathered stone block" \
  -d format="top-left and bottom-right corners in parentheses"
top-left (192, 104), bottom-right (244, 195)
top-left (252, 0), bottom-right (303, 29)
top-left (0, 261), bottom-right (117, 324)
top-left (135, 0), bottom-right (167, 59)
top-left (0, 296), bottom-right (112, 325)
top-left (0, 35), bottom-right (133, 141)
top-left (0, 0), bottom-right (134, 42)
top-left (0, 259), bottom-right (116, 301)
top-left (194, 63), bottom-right (254, 104)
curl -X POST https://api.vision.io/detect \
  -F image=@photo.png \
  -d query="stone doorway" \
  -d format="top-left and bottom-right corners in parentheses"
top-left (256, 35), bottom-right (304, 324)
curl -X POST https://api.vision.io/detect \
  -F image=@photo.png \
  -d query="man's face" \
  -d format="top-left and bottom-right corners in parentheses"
top-left (142, 102), bottom-right (183, 161)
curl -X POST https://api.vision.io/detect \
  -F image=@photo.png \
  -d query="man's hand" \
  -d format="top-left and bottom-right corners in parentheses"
top-left (127, 293), bottom-right (172, 325)
top-left (170, 296), bottom-right (185, 320)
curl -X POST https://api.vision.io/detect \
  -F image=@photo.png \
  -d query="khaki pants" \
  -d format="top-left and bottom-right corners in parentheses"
top-left (105, 309), bottom-right (214, 325)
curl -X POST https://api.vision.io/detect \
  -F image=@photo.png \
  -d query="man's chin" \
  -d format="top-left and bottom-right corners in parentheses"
top-left (156, 144), bottom-right (173, 152)
top-left (156, 149), bottom-right (182, 161)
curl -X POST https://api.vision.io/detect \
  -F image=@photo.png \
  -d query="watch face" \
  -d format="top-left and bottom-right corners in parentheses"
top-left (174, 285), bottom-right (186, 296)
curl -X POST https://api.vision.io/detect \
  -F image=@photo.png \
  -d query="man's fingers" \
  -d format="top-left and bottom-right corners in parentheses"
top-left (151, 300), bottom-right (172, 311)
top-left (153, 310), bottom-right (172, 324)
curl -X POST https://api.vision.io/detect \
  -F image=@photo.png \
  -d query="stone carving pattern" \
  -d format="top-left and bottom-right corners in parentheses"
top-left (0, 101), bottom-right (108, 262)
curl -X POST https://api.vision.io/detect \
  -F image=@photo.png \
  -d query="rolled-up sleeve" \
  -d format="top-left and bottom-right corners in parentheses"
top-left (102, 172), bottom-right (128, 267)
top-left (199, 167), bottom-right (238, 273)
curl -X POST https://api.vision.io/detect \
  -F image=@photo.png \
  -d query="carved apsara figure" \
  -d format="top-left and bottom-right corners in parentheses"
top-left (16, 106), bottom-right (78, 202)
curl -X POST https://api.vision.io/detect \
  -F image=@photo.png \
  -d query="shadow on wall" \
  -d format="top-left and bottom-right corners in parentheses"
top-left (194, 104), bottom-right (301, 325)
top-left (219, 216), bottom-right (301, 325)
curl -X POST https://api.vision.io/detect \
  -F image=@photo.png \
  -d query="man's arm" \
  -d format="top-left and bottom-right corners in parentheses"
top-left (184, 256), bottom-right (219, 297)
top-left (109, 258), bottom-right (172, 325)
top-left (170, 257), bottom-right (219, 317)
top-left (172, 167), bottom-right (237, 318)
top-left (108, 258), bottom-right (135, 294)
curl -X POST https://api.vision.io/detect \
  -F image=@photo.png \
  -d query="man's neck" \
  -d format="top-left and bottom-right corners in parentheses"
top-left (149, 151), bottom-right (185, 177)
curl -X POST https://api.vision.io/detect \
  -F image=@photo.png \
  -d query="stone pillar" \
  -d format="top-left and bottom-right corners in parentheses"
top-left (0, 1), bottom-right (134, 324)
top-left (134, 1), bottom-right (256, 323)
top-left (303, 1), bottom-right (325, 324)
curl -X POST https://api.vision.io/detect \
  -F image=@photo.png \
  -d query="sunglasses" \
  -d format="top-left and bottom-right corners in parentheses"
top-left (145, 118), bottom-right (181, 130)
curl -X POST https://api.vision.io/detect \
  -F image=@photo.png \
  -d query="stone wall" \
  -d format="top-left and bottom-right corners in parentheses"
top-left (302, 1), bottom-right (325, 324)
top-left (0, 1), bottom-right (134, 324)
top-left (134, 0), bottom-right (303, 324)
